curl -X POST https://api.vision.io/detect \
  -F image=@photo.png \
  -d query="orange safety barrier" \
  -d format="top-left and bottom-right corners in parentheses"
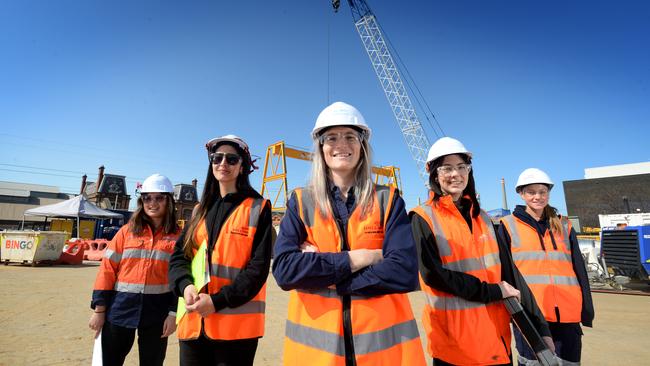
top-left (56, 240), bottom-right (86, 265)
top-left (83, 239), bottom-right (109, 261)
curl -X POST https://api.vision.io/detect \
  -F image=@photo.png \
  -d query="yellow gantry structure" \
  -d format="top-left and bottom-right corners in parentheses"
top-left (260, 141), bottom-right (402, 212)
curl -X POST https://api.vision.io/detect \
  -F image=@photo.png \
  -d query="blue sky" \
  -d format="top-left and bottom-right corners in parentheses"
top-left (1, 0), bottom-right (648, 214)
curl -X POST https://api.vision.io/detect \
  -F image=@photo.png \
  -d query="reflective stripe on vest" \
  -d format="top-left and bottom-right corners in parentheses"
top-left (209, 264), bottom-right (241, 281)
top-left (122, 248), bottom-right (171, 262)
top-left (285, 185), bottom-right (425, 365)
top-left (286, 318), bottom-right (420, 357)
top-left (424, 292), bottom-right (485, 310)
top-left (104, 248), bottom-right (121, 262)
top-left (114, 282), bottom-right (170, 294)
top-left (523, 275), bottom-right (580, 286)
top-left (423, 206), bottom-right (502, 272)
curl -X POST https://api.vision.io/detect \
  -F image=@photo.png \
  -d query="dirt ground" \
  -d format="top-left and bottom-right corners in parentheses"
top-left (0, 262), bottom-right (648, 365)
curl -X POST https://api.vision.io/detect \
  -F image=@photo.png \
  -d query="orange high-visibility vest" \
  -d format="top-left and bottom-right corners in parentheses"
top-left (412, 196), bottom-right (512, 365)
top-left (501, 215), bottom-right (582, 323)
top-left (94, 223), bottom-right (179, 296)
top-left (177, 197), bottom-right (267, 341)
top-left (284, 185), bottom-right (425, 366)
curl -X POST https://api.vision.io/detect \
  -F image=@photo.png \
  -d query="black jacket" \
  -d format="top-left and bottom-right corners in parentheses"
top-left (168, 189), bottom-right (274, 312)
top-left (497, 205), bottom-right (594, 327)
top-left (410, 198), bottom-right (551, 337)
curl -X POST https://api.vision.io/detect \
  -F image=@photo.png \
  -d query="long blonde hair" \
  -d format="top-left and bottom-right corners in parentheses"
top-left (308, 134), bottom-right (374, 218)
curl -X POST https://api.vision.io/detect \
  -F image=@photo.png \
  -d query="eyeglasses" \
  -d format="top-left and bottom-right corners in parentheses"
top-left (319, 132), bottom-right (363, 146)
top-left (142, 194), bottom-right (167, 203)
top-left (522, 189), bottom-right (549, 197)
top-left (209, 152), bottom-right (242, 165)
top-left (437, 164), bottom-right (471, 176)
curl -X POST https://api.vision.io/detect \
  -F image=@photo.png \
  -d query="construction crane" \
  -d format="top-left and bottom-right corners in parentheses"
top-left (333, 0), bottom-right (439, 182)
top-left (260, 141), bottom-right (402, 211)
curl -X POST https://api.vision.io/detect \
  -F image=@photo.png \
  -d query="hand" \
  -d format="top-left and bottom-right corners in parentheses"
top-left (161, 315), bottom-right (177, 338)
top-left (183, 285), bottom-right (200, 306)
top-left (300, 243), bottom-right (318, 253)
top-left (542, 336), bottom-right (556, 354)
top-left (185, 293), bottom-right (215, 317)
top-left (498, 281), bottom-right (521, 301)
top-left (348, 249), bottom-right (383, 273)
top-left (88, 310), bottom-right (106, 338)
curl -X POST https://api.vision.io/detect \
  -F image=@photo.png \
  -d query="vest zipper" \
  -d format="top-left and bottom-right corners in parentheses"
top-left (335, 218), bottom-right (356, 366)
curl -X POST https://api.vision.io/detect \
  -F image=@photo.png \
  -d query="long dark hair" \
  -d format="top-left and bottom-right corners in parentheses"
top-left (427, 153), bottom-right (481, 218)
top-left (129, 193), bottom-right (178, 235)
top-left (182, 141), bottom-right (255, 258)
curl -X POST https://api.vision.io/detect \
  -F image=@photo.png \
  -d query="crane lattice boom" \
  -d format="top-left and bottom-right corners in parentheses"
top-left (344, 0), bottom-right (432, 182)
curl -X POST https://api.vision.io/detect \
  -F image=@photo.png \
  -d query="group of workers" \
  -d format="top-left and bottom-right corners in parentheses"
top-left (88, 101), bottom-right (594, 366)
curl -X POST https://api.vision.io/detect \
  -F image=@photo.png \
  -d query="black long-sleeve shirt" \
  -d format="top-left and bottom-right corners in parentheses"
top-left (168, 190), bottom-right (274, 312)
top-left (410, 198), bottom-right (551, 337)
top-left (497, 205), bottom-right (594, 327)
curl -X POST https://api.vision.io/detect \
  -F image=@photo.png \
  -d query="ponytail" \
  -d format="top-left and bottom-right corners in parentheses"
top-left (543, 205), bottom-right (562, 235)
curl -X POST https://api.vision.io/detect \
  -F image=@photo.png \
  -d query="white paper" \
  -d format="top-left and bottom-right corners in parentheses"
top-left (92, 330), bottom-right (102, 366)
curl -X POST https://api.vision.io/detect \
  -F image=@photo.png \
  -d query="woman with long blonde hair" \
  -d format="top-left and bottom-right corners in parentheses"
top-left (273, 101), bottom-right (425, 366)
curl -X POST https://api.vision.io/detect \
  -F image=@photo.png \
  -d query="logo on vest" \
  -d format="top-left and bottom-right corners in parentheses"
top-left (363, 224), bottom-right (383, 235)
top-left (230, 227), bottom-right (250, 236)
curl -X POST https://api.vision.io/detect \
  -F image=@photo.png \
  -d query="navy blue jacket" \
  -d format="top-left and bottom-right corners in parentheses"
top-left (272, 185), bottom-right (419, 296)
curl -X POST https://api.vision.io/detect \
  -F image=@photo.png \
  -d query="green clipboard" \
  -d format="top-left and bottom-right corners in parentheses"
top-left (176, 240), bottom-right (210, 324)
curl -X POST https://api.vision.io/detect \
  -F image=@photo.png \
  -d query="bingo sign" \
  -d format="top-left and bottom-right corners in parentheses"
top-left (1, 231), bottom-right (67, 264)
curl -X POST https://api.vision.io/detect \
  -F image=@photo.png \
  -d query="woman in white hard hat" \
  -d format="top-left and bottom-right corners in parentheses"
top-left (273, 101), bottom-right (425, 366)
top-left (168, 135), bottom-right (273, 366)
top-left (89, 173), bottom-right (180, 366)
top-left (499, 168), bottom-right (594, 366)
top-left (410, 137), bottom-right (552, 365)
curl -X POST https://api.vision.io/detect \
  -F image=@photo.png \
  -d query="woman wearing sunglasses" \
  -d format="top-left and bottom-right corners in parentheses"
top-left (169, 134), bottom-right (273, 366)
top-left (89, 173), bottom-right (180, 366)
top-left (499, 168), bottom-right (593, 366)
top-left (410, 137), bottom-right (552, 365)
top-left (273, 102), bottom-right (425, 366)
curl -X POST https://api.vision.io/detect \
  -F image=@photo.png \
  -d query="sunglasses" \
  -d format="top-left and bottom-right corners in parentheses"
top-left (209, 152), bottom-right (242, 165)
top-left (142, 194), bottom-right (167, 203)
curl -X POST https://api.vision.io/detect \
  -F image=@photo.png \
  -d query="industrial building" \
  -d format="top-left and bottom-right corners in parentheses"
top-left (563, 162), bottom-right (650, 229)
top-left (0, 181), bottom-right (72, 230)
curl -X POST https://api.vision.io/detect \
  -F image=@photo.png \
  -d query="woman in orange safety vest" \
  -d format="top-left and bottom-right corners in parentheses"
top-left (272, 101), bottom-right (426, 366)
top-left (410, 137), bottom-right (552, 365)
top-left (89, 173), bottom-right (180, 366)
top-left (168, 134), bottom-right (273, 366)
top-left (499, 168), bottom-right (594, 365)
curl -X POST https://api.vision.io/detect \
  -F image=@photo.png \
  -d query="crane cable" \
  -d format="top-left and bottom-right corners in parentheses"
top-left (362, 0), bottom-right (446, 139)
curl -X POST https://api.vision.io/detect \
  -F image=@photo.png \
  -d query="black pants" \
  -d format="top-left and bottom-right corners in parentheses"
top-left (514, 322), bottom-right (582, 364)
top-left (179, 334), bottom-right (258, 366)
top-left (101, 320), bottom-right (168, 366)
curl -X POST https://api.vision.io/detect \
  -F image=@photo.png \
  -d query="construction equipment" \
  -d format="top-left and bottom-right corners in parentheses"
top-left (260, 140), bottom-right (401, 211)
top-left (504, 297), bottom-right (558, 366)
top-left (333, 0), bottom-right (441, 182)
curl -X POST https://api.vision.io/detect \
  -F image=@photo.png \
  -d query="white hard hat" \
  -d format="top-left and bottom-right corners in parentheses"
top-left (141, 173), bottom-right (174, 193)
top-left (205, 134), bottom-right (252, 162)
top-left (515, 168), bottom-right (554, 192)
top-left (426, 137), bottom-right (472, 164)
top-left (206, 134), bottom-right (250, 153)
top-left (312, 101), bottom-right (372, 140)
